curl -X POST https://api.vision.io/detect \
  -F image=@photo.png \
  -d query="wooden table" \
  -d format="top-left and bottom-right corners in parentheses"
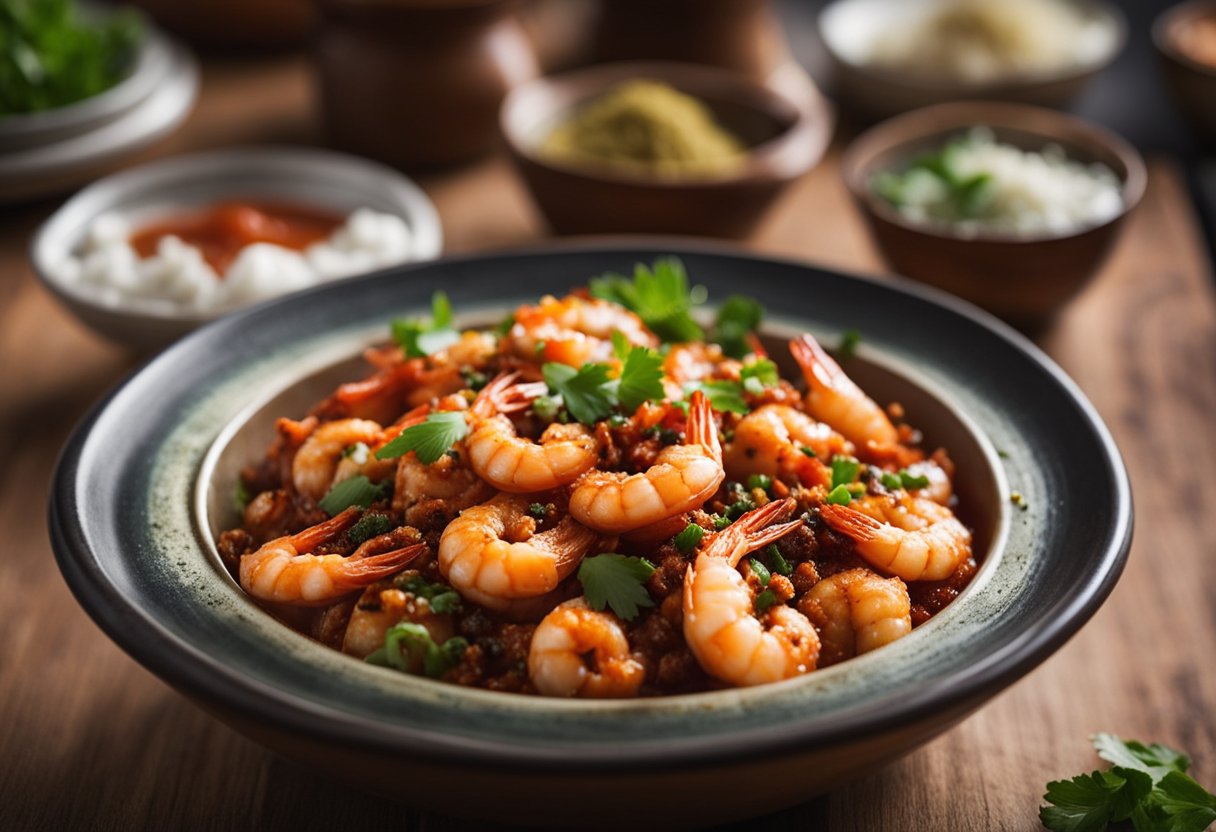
top-left (3, 53), bottom-right (1214, 832)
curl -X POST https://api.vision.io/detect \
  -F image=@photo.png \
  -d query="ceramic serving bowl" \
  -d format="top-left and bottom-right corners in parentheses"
top-left (818, 0), bottom-right (1125, 122)
top-left (49, 245), bottom-right (1131, 827)
top-left (30, 147), bottom-right (443, 352)
top-left (501, 62), bottom-right (834, 238)
top-left (842, 102), bottom-right (1146, 331)
top-left (1154, 0), bottom-right (1216, 149)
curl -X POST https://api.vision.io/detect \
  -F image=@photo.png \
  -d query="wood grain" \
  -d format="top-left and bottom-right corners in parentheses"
top-left (2, 53), bottom-right (1214, 832)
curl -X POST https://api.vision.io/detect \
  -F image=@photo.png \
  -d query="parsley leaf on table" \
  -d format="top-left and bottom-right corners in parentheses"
top-left (1040, 735), bottom-right (1216, 832)
top-left (589, 257), bottom-right (704, 343)
top-left (578, 554), bottom-right (656, 621)
top-left (391, 291), bottom-right (461, 358)
top-left (375, 411), bottom-right (468, 464)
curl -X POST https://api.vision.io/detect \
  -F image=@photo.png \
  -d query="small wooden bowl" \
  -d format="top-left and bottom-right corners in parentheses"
top-left (842, 102), bottom-right (1146, 330)
top-left (1154, 0), bottom-right (1216, 149)
top-left (818, 0), bottom-right (1125, 122)
top-left (500, 61), bottom-right (833, 238)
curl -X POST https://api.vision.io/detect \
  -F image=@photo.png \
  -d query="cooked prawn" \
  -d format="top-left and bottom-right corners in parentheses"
top-left (528, 597), bottom-right (645, 697)
top-left (437, 494), bottom-right (601, 610)
top-left (723, 404), bottom-right (850, 487)
top-left (240, 508), bottom-right (424, 606)
top-left (683, 498), bottom-right (820, 686)
top-left (819, 496), bottom-right (972, 581)
top-left (506, 294), bottom-right (658, 367)
top-left (790, 334), bottom-right (899, 451)
top-left (800, 568), bottom-right (911, 666)
top-left (465, 374), bottom-right (601, 493)
top-left (292, 418), bottom-right (389, 502)
top-left (343, 572), bottom-right (456, 659)
top-left (569, 390), bottom-right (724, 534)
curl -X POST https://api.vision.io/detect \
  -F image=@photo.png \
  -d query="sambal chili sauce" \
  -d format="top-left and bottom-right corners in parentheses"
top-left (129, 200), bottom-right (344, 274)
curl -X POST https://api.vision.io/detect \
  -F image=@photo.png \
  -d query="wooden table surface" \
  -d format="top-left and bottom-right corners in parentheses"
top-left (3, 54), bottom-right (1215, 832)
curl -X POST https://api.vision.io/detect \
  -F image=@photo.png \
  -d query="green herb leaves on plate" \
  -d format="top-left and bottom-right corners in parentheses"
top-left (391, 291), bottom-right (460, 358)
top-left (590, 257), bottom-right (704, 343)
top-left (1040, 734), bottom-right (1216, 832)
top-left (1, 0), bottom-right (144, 116)
top-left (578, 554), bottom-right (655, 621)
top-left (317, 475), bottom-right (388, 516)
top-left (375, 411), bottom-right (468, 464)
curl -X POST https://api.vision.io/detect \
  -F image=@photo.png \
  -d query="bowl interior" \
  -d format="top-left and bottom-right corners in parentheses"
top-left (843, 104), bottom-right (1144, 243)
top-left (199, 321), bottom-right (1004, 581)
top-left (32, 148), bottom-right (443, 322)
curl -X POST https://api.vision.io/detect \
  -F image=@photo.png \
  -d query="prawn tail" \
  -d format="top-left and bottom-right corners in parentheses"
top-left (336, 543), bottom-right (427, 591)
top-left (292, 507), bottom-right (362, 550)
top-left (471, 372), bottom-right (520, 418)
top-left (685, 391), bottom-right (722, 460)
top-left (789, 334), bottom-right (841, 391)
top-left (818, 504), bottom-right (883, 545)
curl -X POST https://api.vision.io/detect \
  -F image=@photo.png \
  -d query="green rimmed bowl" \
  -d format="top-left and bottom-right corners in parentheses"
top-left (49, 244), bottom-right (1131, 828)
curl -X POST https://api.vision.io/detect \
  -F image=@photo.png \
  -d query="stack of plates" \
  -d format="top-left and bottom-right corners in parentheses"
top-left (0, 22), bottom-right (199, 204)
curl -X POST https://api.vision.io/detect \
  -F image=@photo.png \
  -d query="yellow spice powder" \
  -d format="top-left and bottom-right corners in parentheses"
top-left (541, 80), bottom-right (746, 177)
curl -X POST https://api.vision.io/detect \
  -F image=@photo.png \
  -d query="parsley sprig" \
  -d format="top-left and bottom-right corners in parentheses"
top-left (713, 296), bottom-right (764, 359)
top-left (391, 291), bottom-right (460, 358)
top-left (578, 554), bottom-right (656, 621)
top-left (317, 475), bottom-right (389, 516)
top-left (541, 342), bottom-right (667, 425)
top-left (376, 411), bottom-right (468, 464)
top-left (1041, 734), bottom-right (1216, 832)
top-left (590, 257), bottom-right (704, 343)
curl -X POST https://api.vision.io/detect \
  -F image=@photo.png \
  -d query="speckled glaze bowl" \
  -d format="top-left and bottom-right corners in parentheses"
top-left (49, 245), bottom-right (1131, 828)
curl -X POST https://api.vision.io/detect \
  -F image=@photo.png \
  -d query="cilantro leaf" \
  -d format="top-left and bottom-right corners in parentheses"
top-left (391, 291), bottom-right (460, 358)
top-left (578, 554), bottom-right (656, 621)
top-left (317, 476), bottom-right (388, 515)
top-left (1094, 734), bottom-right (1191, 782)
top-left (684, 380), bottom-right (748, 414)
top-left (543, 362), bottom-right (616, 425)
top-left (740, 358), bottom-right (779, 395)
top-left (1148, 771), bottom-right (1216, 832)
top-left (375, 411), bottom-right (468, 463)
top-left (589, 257), bottom-right (704, 343)
top-left (616, 345), bottom-right (666, 413)
top-left (713, 295), bottom-right (764, 359)
top-left (1040, 769), bottom-right (1152, 832)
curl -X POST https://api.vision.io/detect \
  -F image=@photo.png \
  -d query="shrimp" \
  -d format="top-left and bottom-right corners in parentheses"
top-left (569, 390), bottom-right (725, 534)
top-left (343, 574), bottom-right (456, 659)
top-left (723, 404), bottom-right (851, 487)
top-left (528, 597), bottom-right (645, 698)
top-left (465, 374), bottom-right (601, 493)
top-left (789, 334), bottom-right (899, 452)
top-left (683, 498), bottom-right (820, 686)
top-left (800, 568), bottom-right (911, 667)
top-left (819, 496), bottom-right (972, 581)
top-left (506, 294), bottom-right (658, 367)
top-left (437, 494), bottom-right (601, 610)
top-left (239, 508), bottom-right (425, 606)
top-left (292, 418), bottom-right (389, 502)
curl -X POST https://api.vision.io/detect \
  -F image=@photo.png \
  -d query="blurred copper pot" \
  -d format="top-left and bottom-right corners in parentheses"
top-left (129, 0), bottom-right (315, 49)
top-left (316, 0), bottom-right (539, 169)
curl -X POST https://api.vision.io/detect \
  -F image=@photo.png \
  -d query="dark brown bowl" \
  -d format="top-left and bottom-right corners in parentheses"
top-left (842, 102), bottom-right (1146, 330)
top-left (1154, 0), bottom-right (1216, 149)
top-left (500, 61), bottom-right (834, 238)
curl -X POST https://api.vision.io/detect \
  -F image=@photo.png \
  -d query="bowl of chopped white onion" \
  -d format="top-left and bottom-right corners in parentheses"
top-left (30, 146), bottom-right (443, 351)
top-left (842, 102), bottom-right (1145, 329)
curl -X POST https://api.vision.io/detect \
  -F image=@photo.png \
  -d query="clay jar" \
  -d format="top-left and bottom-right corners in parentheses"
top-left (316, 0), bottom-right (539, 168)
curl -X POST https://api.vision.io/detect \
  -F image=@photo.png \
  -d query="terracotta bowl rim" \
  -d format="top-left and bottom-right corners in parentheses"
top-left (840, 101), bottom-right (1147, 245)
top-left (499, 60), bottom-right (833, 190)
top-left (1152, 0), bottom-right (1216, 79)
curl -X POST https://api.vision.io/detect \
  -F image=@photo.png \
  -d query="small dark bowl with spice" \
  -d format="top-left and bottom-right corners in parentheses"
top-left (842, 102), bottom-right (1146, 330)
top-left (501, 61), bottom-right (834, 238)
